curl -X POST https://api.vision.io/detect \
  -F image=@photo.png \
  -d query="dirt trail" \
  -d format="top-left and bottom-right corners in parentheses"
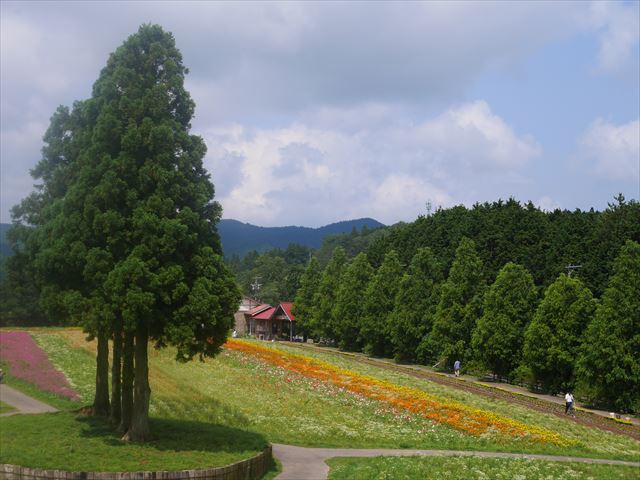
top-left (288, 343), bottom-right (640, 441)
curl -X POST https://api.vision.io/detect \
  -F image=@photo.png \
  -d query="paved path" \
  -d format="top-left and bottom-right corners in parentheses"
top-left (0, 384), bottom-right (57, 416)
top-left (272, 444), bottom-right (640, 480)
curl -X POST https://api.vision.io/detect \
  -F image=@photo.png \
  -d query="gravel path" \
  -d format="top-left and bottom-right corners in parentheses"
top-left (272, 443), bottom-right (640, 480)
top-left (0, 384), bottom-right (57, 416)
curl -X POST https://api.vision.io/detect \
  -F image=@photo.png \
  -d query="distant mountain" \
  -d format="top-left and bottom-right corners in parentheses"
top-left (217, 218), bottom-right (385, 257)
top-left (0, 218), bottom-right (386, 258)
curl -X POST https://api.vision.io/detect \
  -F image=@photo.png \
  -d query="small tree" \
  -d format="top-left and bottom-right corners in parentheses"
top-left (333, 253), bottom-right (373, 351)
top-left (523, 273), bottom-right (595, 394)
top-left (360, 250), bottom-right (403, 357)
top-left (391, 248), bottom-right (442, 364)
top-left (293, 256), bottom-right (322, 341)
top-left (425, 237), bottom-right (485, 367)
top-left (472, 262), bottom-right (537, 379)
top-left (577, 240), bottom-right (640, 412)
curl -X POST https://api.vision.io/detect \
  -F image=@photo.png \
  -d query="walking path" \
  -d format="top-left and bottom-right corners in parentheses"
top-left (272, 444), bottom-right (640, 480)
top-left (0, 384), bottom-right (57, 416)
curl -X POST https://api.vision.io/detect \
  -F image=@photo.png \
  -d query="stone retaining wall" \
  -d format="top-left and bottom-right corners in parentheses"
top-left (0, 446), bottom-right (272, 480)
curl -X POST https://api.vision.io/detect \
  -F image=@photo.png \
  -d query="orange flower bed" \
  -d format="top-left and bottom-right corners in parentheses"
top-left (225, 339), bottom-right (573, 446)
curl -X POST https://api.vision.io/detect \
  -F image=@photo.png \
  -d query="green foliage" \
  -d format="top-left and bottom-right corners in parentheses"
top-left (230, 244), bottom-right (312, 305)
top-left (472, 262), bottom-right (537, 378)
top-left (391, 248), bottom-right (442, 363)
top-left (293, 257), bottom-right (322, 339)
top-left (523, 274), bottom-right (596, 394)
top-left (577, 240), bottom-right (640, 413)
top-left (312, 247), bottom-right (347, 342)
top-left (360, 250), bottom-right (403, 357)
top-left (424, 238), bottom-right (485, 366)
top-left (333, 253), bottom-right (374, 351)
top-left (6, 25), bottom-right (241, 438)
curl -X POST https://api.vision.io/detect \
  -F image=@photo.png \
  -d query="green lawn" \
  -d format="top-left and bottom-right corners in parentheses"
top-left (327, 456), bottom-right (640, 480)
top-left (0, 412), bottom-right (268, 471)
top-left (2, 329), bottom-right (639, 473)
top-left (0, 400), bottom-right (16, 414)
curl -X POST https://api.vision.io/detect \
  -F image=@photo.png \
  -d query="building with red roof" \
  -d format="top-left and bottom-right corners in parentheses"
top-left (234, 301), bottom-right (296, 341)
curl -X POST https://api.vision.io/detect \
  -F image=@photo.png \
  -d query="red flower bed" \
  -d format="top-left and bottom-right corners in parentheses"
top-left (0, 331), bottom-right (80, 400)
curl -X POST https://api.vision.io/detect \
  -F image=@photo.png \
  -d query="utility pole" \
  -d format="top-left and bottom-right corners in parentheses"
top-left (566, 264), bottom-right (582, 277)
top-left (249, 278), bottom-right (261, 336)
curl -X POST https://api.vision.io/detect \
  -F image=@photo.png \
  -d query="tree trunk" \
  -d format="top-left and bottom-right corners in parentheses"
top-left (93, 330), bottom-right (110, 416)
top-left (119, 330), bottom-right (134, 434)
top-left (110, 322), bottom-right (122, 424)
top-left (123, 324), bottom-right (151, 441)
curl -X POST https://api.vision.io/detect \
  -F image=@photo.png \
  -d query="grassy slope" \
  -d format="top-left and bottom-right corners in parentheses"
top-left (327, 457), bottom-right (639, 480)
top-left (2, 329), bottom-right (638, 472)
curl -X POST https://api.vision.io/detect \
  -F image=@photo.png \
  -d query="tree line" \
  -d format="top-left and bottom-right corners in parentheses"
top-left (294, 199), bottom-right (639, 413)
top-left (3, 25), bottom-right (239, 441)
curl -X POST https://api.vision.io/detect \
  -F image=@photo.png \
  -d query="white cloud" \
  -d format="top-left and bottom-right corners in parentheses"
top-left (578, 118), bottom-right (640, 181)
top-left (587, 1), bottom-right (640, 75)
top-left (203, 101), bottom-right (540, 226)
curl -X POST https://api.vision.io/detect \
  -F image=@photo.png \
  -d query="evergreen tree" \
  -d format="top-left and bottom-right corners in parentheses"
top-left (11, 25), bottom-right (240, 441)
top-left (472, 262), bottom-right (537, 378)
top-left (312, 246), bottom-right (347, 342)
top-left (425, 237), bottom-right (485, 367)
top-left (577, 240), bottom-right (640, 412)
top-left (333, 252), bottom-right (373, 351)
top-left (360, 250), bottom-right (403, 357)
top-left (523, 273), bottom-right (595, 394)
top-left (293, 256), bottom-right (322, 340)
top-left (392, 248), bottom-right (442, 363)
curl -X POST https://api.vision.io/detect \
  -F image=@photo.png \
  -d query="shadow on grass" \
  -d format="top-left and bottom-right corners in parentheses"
top-left (76, 415), bottom-right (269, 454)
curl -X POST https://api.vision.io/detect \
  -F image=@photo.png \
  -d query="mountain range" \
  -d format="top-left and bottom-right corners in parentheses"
top-left (0, 218), bottom-right (384, 259)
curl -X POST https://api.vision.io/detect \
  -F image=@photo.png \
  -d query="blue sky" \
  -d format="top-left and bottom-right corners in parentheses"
top-left (1, 1), bottom-right (638, 226)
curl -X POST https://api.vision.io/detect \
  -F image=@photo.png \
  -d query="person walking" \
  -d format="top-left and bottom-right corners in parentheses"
top-left (454, 359), bottom-right (461, 377)
top-left (565, 392), bottom-right (575, 416)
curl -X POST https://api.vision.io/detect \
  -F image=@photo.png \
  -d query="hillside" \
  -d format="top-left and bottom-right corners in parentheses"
top-left (216, 218), bottom-right (385, 257)
top-left (0, 218), bottom-right (386, 259)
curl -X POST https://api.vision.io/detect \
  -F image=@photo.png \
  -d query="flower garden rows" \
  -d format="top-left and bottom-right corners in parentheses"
top-left (225, 339), bottom-right (574, 447)
top-left (0, 331), bottom-right (80, 400)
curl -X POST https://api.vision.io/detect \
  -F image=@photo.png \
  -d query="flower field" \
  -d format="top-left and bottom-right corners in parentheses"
top-left (0, 331), bottom-right (80, 401)
top-left (3, 329), bottom-right (639, 464)
top-left (225, 339), bottom-right (570, 446)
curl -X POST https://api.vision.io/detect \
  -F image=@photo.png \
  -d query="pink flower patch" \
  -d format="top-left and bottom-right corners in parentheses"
top-left (0, 331), bottom-right (80, 401)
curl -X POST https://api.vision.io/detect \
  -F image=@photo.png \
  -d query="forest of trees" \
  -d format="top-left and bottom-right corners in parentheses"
top-left (293, 197), bottom-right (640, 413)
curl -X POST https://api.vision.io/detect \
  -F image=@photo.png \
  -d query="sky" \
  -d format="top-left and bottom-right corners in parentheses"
top-left (1, 1), bottom-right (639, 227)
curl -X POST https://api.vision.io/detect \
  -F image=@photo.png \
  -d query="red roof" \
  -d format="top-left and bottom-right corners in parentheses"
top-left (253, 306), bottom-right (276, 320)
top-left (249, 304), bottom-right (272, 316)
top-left (279, 302), bottom-right (295, 321)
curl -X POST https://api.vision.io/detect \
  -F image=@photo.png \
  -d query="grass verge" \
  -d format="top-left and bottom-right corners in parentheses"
top-left (326, 456), bottom-right (640, 480)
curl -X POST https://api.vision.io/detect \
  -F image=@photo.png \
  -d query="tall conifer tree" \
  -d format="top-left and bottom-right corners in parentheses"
top-left (393, 248), bottom-right (442, 364)
top-left (577, 240), bottom-right (640, 412)
top-left (523, 273), bottom-right (595, 394)
top-left (11, 25), bottom-right (240, 441)
top-left (472, 262), bottom-right (537, 378)
top-left (333, 252), bottom-right (373, 351)
top-left (361, 250), bottom-right (403, 357)
top-left (426, 237), bottom-right (485, 367)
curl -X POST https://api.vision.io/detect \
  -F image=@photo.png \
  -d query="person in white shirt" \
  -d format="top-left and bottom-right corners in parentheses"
top-left (564, 392), bottom-right (575, 415)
